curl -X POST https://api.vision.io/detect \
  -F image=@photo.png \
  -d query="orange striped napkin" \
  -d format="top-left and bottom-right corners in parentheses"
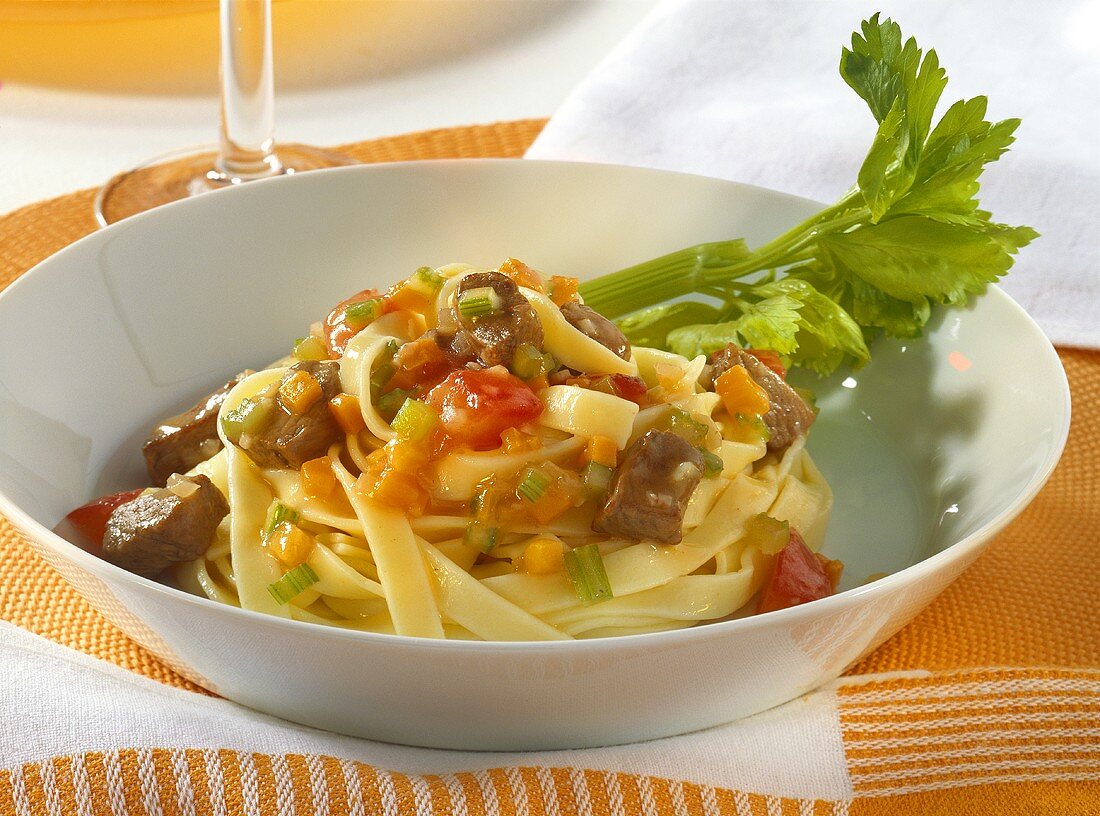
top-left (1, 122), bottom-right (1098, 815)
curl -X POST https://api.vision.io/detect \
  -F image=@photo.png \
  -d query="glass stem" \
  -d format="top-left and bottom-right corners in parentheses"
top-left (213, 0), bottom-right (281, 183)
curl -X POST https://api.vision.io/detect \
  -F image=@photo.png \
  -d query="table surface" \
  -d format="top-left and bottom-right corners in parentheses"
top-left (0, 0), bottom-right (657, 215)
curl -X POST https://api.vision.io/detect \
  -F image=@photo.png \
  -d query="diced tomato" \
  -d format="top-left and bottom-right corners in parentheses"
top-left (428, 367), bottom-right (543, 450)
top-left (66, 488), bottom-right (145, 547)
top-left (607, 374), bottom-right (648, 405)
top-left (746, 348), bottom-right (787, 380)
top-left (322, 288), bottom-right (381, 358)
top-left (757, 529), bottom-right (836, 614)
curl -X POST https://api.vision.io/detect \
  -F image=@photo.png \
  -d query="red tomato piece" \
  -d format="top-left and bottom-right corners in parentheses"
top-left (608, 374), bottom-right (648, 404)
top-left (745, 349), bottom-right (787, 380)
top-left (66, 488), bottom-right (145, 547)
top-left (429, 368), bottom-right (543, 450)
top-left (757, 529), bottom-right (835, 614)
top-left (323, 288), bottom-right (381, 358)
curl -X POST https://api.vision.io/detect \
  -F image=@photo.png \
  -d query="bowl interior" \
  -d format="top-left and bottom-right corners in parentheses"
top-left (0, 160), bottom-right (1068, 596)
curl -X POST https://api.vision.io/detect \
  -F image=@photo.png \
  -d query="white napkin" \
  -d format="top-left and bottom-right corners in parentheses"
top-left (0, 621), bottom-right (853, 801)
top-left (527, 0), bottom-right (1100, 349)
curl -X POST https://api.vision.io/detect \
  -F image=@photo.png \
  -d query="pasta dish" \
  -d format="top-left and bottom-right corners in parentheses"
top-left (68, 260), bottom-right (838, 640)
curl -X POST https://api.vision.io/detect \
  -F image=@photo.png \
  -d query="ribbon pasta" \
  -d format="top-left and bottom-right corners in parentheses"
top-left (173, 266), bottom-right (832, 641)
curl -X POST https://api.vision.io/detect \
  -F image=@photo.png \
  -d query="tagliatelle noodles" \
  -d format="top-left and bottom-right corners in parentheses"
top-left (174, 266), bottom-right (832, 640)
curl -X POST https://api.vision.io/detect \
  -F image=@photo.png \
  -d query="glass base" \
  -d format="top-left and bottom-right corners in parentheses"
top-left (94, 143), bottom-right (357, 226)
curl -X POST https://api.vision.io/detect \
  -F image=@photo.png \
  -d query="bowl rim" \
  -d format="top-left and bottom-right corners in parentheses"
top-left (0, 157), bottom-right (1072, 654)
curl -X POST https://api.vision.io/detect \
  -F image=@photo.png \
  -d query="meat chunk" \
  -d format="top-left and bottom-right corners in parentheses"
top-left (560, 301), bottom-right (631, 360)
top-left (455, 271), bottom-right (543, 367)
top-left (142, 376), bottom-right (239, 486)
top-left (423, 328), bottom-right (479, 368)
top-left (710, 344), bottom-right (815, 452)
top-left (102, 474), bottom-right (229, 576)
top-left (243, 360), bottom-right (343, 470)
top-left (592, 430), bottom-right (704, 545)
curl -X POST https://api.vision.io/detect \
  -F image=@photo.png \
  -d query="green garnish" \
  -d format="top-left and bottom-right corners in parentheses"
top-left (511, 343), bottom-right (555, 380)
top-left (413, 266), bottom-right (444, 292)
top-left (266, 563), bottom-right (319, 605)
top-left (581, 461), bottom-right (614, 495)
top-left (660, 407), bottom-right (709, 446)
top-left (457, 287), bottom-right (502, 320)
top-left (264, 501), bottom-right (299, 535)
top-left (700, 449), bottom-right (724, 478)
top-left (370, 340), bottom-right (399, 400)
top-left (344, 298), bottom-right (382, 328)
top-left (375, 387), bottom-right (414, 422)
top-left (220, 397), bottom-right (276, 442)
top-left (746, 513), bottom-right (791, 555)
top-left (579, 14), bottom-right (1037, 376)
top-left (292, 336), bottom-right (327, 362)
top-left (391, 398), bottom-right (437, 442)
top-left (564, 543), bottom-right (613, 605)
top-left (517, 467), bottom-right (550, 502)
top-left (463, 521), bottom-right (499, 552)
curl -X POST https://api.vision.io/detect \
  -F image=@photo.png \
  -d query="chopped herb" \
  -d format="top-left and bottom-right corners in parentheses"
top-left (457, 287), bottom-right (502, 320)
top-left (267, 563), bottom-right (319, 605)
top-left (564, 543), bottom-right (613, 605)
top-left (517, 467), bottom-right (551, 503)
top-left (463, 521), bottom-right (498, 552)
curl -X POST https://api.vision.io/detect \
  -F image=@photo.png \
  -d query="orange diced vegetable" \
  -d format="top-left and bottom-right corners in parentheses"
top-left (527, 374), bottom-right (550, 392)
top-left (498, 258), bottom-right (544, 291)
top-left (529, 486), bottom-right (575, 524)
top-left (501, 428), bottom-right (542, 454)
top-left (387, 439), bottom-right (431, 473)
top-left (328, 393), bottom-right (366, 434)
top-left (266, 521), bottom-right (315, 567)
top-left (300, 456), bottom-right (336, 499)
top-left (279, 370), bottom-right (323, 414)
top-left (549, 275), bottom-right (579, 306)
top-left (523, 538), bottom-right (566, 574)
top-left (384, 279), bottom-right (433, 314)
top-left (716, 366), bottom-right (771, 417)
top-left (584, 435), bottom-right (619, 468)
top-left (356, 468), bottom-right (426, 516)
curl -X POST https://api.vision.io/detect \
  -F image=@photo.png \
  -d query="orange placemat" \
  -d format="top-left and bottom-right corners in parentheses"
top-left (0, 119), bottom-right (1097, 693)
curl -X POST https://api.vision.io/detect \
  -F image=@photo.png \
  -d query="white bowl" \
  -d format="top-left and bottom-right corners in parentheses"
top-left (0, 160), bottom-right (1069, 750)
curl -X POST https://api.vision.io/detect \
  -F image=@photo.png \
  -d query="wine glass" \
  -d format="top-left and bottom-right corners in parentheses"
top-left (94, 0), bottom-right (355, 226)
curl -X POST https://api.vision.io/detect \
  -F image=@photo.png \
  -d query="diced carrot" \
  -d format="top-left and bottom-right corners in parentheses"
top-left (523, 538), bottom-right (566, 574)
top-left (549, 275), bottom-right (579, 306)
top-left (279, 371), bottom-right (323, 414)
top-left (356, 467), bottom-right (426, 516)
top-left (584, 435), bottom-right (619, 468)
top-left (498, 258), bottom-right (544, 291)
top-left (328, 393), bottom-right (366, 434)
top-left (716, 366), bottom-right (770, 417)
top-left (529, 486), bottom-right (575, 524)
top-left (384, 279), bottom-right (433, 314)
top-left (266, 521), bottom-right (315, 567)
top-left (387, 439), bottom-right (431, 473)
top-left (300, 456), bottom-right (336, 499)
top-left (526, 374), bottom-right (550, 392)
top-left (501, 428), bottom-right (542, 454)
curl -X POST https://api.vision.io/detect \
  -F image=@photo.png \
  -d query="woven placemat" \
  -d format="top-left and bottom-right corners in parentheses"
top-left (0, 120), bottom-right (1096, 693)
